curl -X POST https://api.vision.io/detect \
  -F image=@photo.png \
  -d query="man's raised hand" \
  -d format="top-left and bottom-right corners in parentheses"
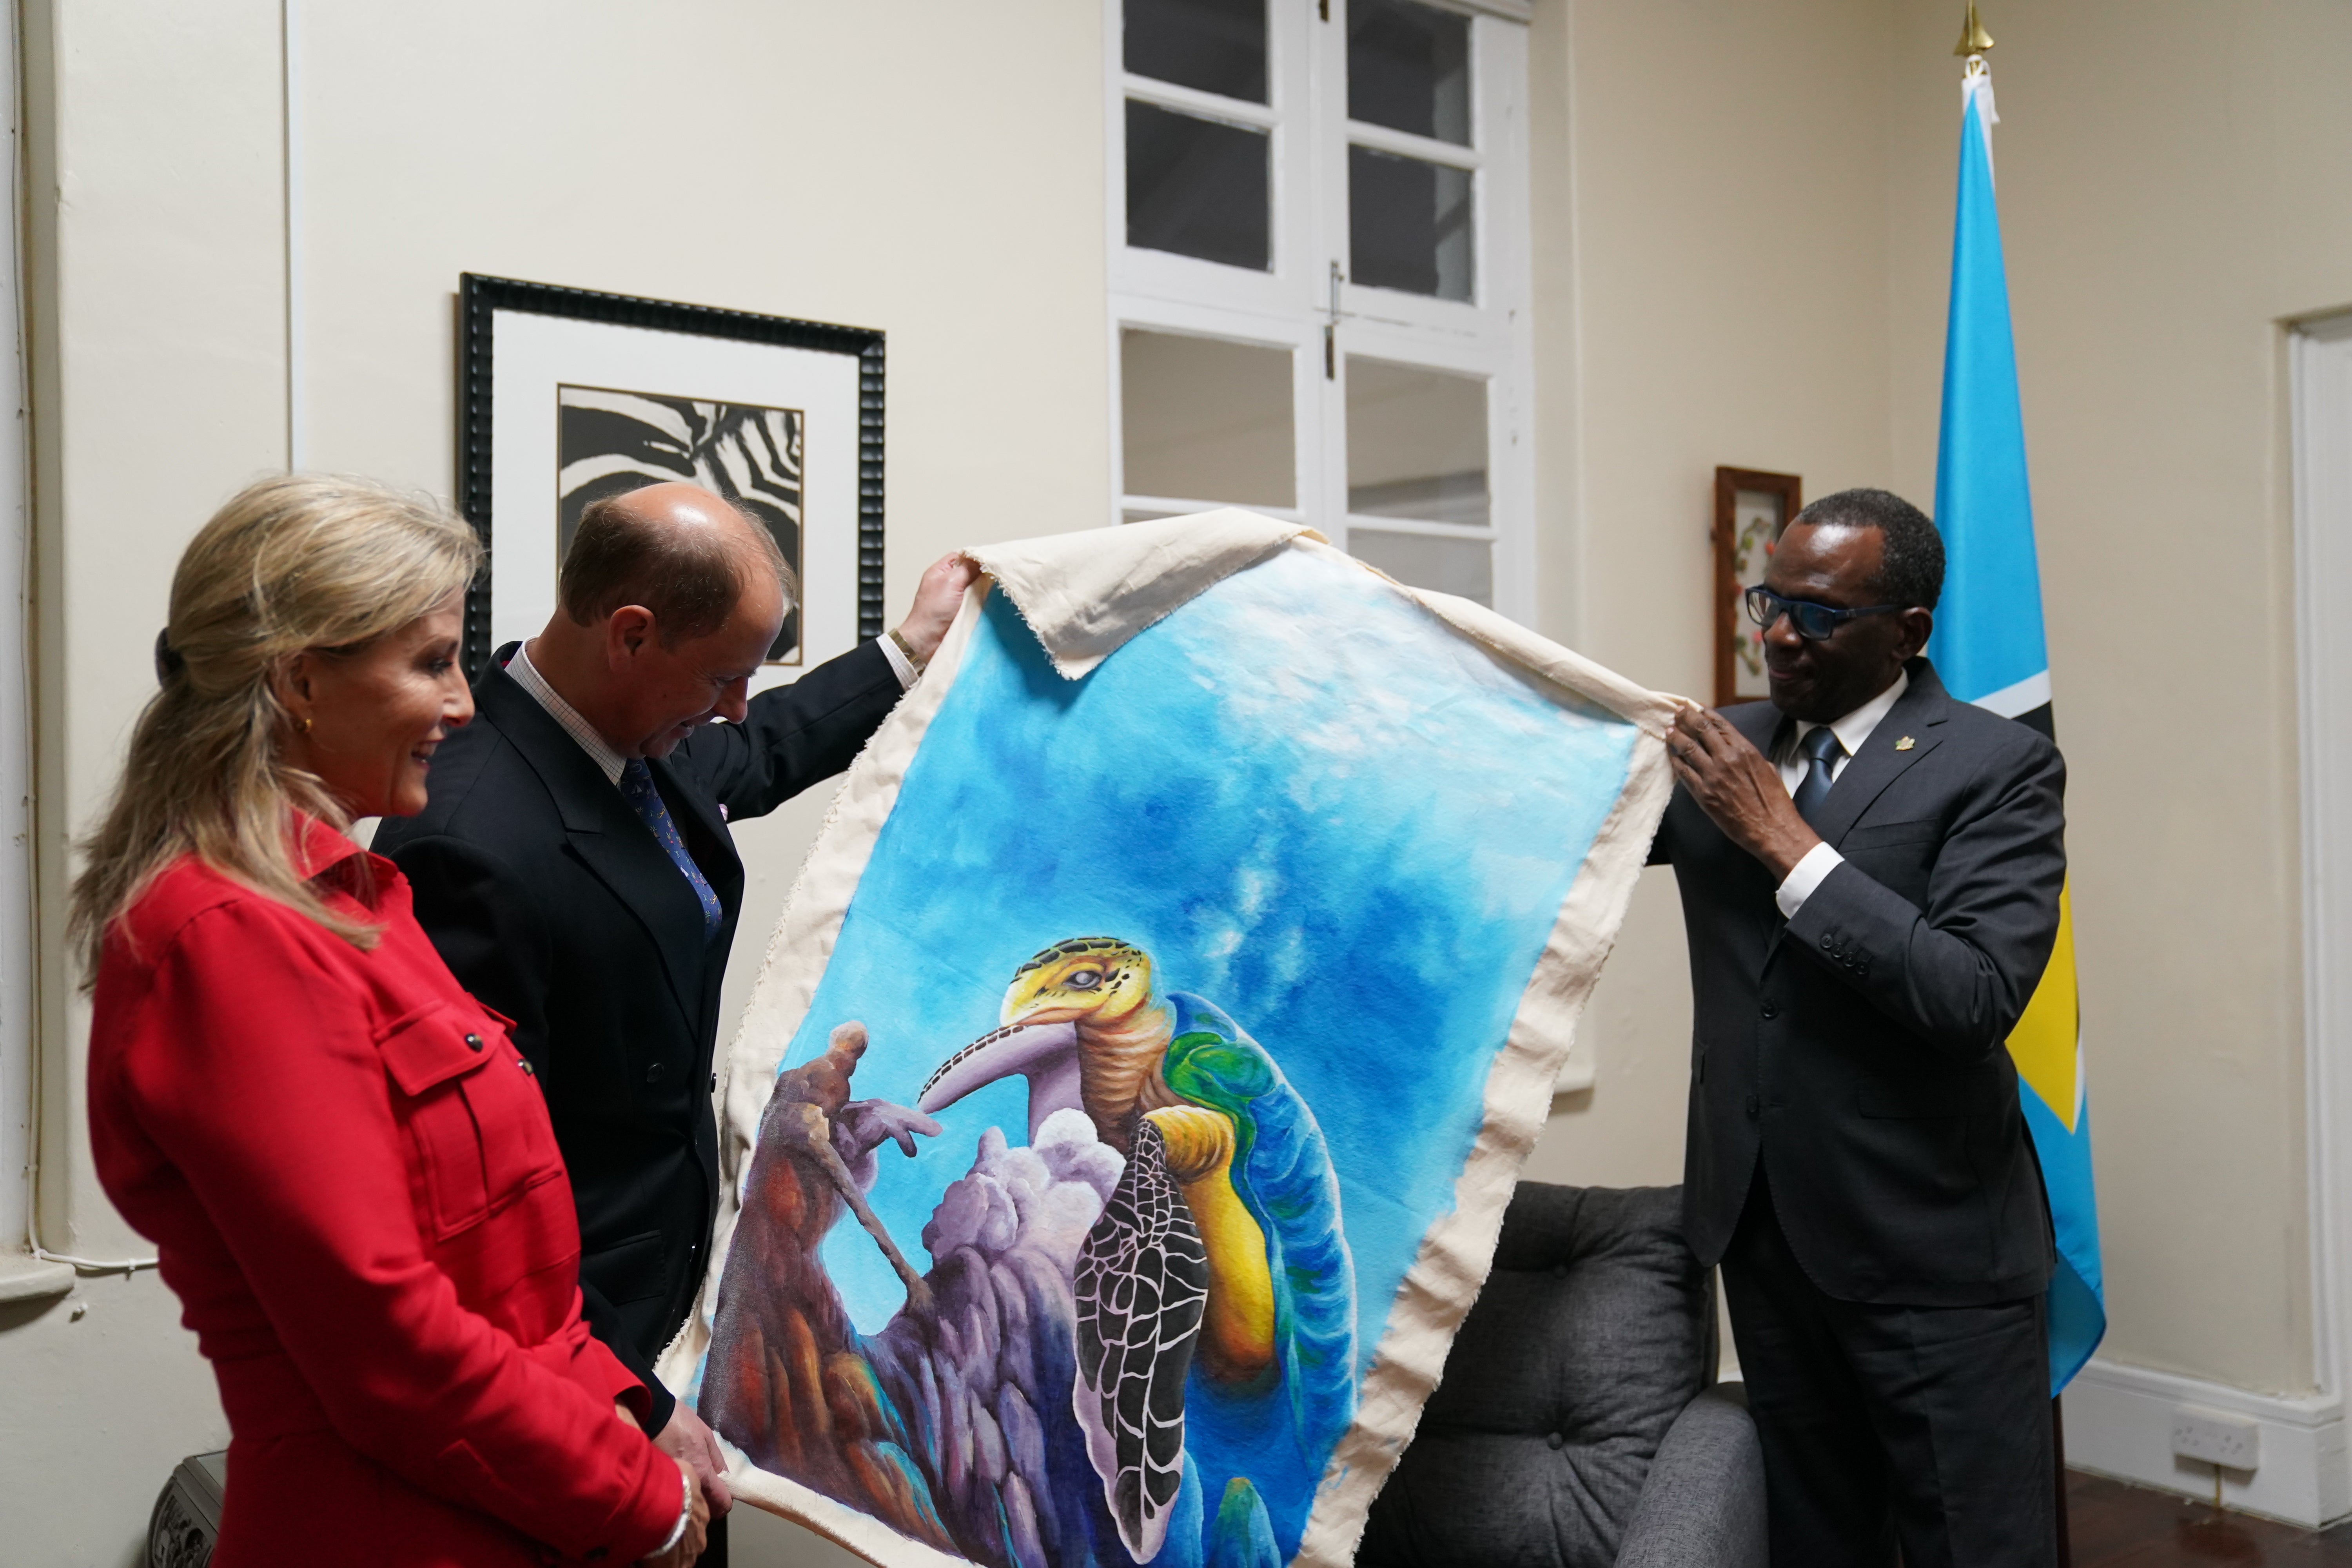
top-left (1666, 704), bottom-right (1822, 882)
top-left (894, 554), bottom-right (982, 665)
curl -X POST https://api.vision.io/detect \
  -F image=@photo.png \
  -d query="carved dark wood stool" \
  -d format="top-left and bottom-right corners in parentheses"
top-left (146, 1450), bottom-right (225, 1568)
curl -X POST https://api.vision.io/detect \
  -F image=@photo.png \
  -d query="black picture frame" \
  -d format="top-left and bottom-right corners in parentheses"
top-left (455, 273), bottom-right (886, 680)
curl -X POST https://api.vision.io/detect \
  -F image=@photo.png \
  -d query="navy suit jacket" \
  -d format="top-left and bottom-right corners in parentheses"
top-left (374, 639), bottom-right (902, 1425)
top-left (1650, 658), bottom-right (2065, 1305)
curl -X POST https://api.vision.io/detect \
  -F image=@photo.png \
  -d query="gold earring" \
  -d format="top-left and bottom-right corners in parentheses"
top-left (297, 716), bottom-right (313, 735)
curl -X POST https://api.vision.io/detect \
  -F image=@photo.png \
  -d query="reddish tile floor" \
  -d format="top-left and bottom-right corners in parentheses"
top-left (2069, 1471), bottom-right (2352, 1565)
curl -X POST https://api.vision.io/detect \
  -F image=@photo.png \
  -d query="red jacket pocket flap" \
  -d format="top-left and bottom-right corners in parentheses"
top-left (378, 1008), bottom-right (494, 1096)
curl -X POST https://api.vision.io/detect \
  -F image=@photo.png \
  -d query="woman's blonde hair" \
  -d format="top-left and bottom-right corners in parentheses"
top-left (69, 474), bottom-right (482, 982)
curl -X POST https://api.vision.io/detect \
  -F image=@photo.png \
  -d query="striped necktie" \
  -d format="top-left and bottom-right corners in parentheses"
top-left (619, 759), bottom-right (723, 937)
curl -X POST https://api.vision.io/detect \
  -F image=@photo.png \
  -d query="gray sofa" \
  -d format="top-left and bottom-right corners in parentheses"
top-left (1358, 1183), bottom-right (1767, 1568)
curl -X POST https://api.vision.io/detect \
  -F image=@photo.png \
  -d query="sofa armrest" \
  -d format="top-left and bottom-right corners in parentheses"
top-left (1611, 1384), bottom-right (1766, 1568)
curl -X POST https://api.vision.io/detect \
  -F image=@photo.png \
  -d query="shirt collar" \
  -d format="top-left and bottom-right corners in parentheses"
top-left (507, 641), bottom-right (628, 785)
top-left (291, 811), bottom-right (396, 909)
top-left (1795, 668), bottom-right (1910, 760)
top-left (291, 811), bottom-right (365, 880)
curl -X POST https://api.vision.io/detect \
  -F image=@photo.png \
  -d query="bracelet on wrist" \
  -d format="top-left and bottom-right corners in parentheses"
top-left (651, 1468), bottom-right (692, 1557)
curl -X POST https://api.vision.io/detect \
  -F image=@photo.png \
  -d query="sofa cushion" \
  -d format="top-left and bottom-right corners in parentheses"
top-left (1357, 1183), bottom-right (1712, 1568)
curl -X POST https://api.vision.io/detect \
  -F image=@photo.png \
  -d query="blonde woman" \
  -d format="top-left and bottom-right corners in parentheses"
top-left (76, 476), bottom-right (708, 1567)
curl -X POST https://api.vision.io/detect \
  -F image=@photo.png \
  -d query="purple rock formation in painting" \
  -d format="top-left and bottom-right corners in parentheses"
top-left (702, 1022), bottom-right (1149, 1568)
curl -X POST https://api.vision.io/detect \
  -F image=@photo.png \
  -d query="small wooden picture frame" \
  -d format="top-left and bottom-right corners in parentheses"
top-left (1712, 467), bottom-right (1802, 708)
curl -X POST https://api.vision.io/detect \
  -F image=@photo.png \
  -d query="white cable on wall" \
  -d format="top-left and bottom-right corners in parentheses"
top-left (283, 0), bottom-right (305, 470)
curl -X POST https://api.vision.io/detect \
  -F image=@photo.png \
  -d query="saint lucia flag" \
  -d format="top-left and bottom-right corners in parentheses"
top-left (1926, 62), bottom-right (2104, 1394)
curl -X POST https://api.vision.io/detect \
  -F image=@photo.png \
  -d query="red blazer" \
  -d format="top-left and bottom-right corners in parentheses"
top-left (89, 818), bottom-right (683, 1567)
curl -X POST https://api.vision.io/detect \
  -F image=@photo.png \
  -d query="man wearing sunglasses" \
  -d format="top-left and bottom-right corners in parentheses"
top-left (1649, 488), bottom-right (2067, 1568)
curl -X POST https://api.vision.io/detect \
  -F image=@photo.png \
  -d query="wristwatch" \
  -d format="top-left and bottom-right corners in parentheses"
top-left (886, 626), bottom-right (926, 671)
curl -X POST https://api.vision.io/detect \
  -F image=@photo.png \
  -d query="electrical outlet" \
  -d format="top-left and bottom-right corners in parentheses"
top-left (2171, 1405), bottom-right (2261, 1471)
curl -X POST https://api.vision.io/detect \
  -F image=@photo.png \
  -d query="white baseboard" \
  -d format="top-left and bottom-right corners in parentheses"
top-left (2062, 1358), bottom-right (2352, 1529)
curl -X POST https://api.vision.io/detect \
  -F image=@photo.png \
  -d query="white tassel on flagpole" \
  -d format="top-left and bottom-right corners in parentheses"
top-left (1961, 56), bottom-right (1998, 182)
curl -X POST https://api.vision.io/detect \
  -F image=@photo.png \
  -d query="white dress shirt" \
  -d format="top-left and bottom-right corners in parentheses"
top-left (1771, 669), bottom-right (1909, 918)
top-left (505, 637), bottom-right (920, 792)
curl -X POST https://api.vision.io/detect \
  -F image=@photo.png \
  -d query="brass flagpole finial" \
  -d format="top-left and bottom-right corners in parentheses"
top-left (1953, 0), bottom-right (1994, 57)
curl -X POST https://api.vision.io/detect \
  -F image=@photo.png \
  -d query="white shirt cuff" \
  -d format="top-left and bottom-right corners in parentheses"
top-left (1775, 842), bottom-right (1845, 919)
top-left (878, 630), bottom-right (919, 690)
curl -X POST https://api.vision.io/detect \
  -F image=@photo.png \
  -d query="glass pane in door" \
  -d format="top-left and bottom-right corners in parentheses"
top-left (1122, 329), bottom-right (1295, 508)
top-left (1125, 0), bottom-right (1267, 103)
top-left (1347, 358), bottom-right (1488, 525)
top-left (1347, 0), bottom-right (1471, 145)
top-left (1350, 146), bottom-right (1472, 300)
top-left (1348, 528), bottom-right (1493, 605)
top-left (1128, 101), bottom-right (1272, 270)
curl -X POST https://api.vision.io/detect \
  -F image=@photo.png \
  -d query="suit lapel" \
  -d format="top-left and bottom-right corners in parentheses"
top-left (1749, 663), bottom-right (1946, 976)
top-left (1805, 661), bottom-right (1950, 848)
top-left (1722, 699), bottom-right (1785, 755)
top-left (475, 657), bottom-right (706, 1022)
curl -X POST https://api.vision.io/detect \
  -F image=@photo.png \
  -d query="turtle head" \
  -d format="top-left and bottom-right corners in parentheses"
top-left (1001, 936), bottom-right (1154, 1030)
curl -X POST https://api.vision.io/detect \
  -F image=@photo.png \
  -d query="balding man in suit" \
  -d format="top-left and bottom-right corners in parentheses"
top-left (377, 484), bottom-right (974, 1562)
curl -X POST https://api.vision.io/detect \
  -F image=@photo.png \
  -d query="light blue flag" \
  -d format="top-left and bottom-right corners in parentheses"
top-left (1927, 64), bottom-right (2105, 1396)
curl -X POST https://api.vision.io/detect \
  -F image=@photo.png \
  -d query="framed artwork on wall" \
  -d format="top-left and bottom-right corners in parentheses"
top-left (1712, 466), bottom-right (1802, 708)
top-left (456, 274), bottom-right (885, 687)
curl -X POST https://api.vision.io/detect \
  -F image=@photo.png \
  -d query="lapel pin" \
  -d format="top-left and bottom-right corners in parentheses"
top-left (1895, 735), bottom-right (1916, 751)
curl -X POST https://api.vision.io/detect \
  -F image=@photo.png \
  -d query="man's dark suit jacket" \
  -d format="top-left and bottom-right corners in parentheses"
top-left (1650, 658), bottom-right (2066, 1307)
top-left (374, 640), bottom-right (902, 1427)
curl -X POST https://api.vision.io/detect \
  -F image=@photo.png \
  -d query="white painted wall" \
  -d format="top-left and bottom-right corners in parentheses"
top-left (5, 5), bottom-right (291, 1561)
top-left (1519, 0), bottom-right (1900, 1188)
top-left (9, 0), bottom-right (2352, 1556)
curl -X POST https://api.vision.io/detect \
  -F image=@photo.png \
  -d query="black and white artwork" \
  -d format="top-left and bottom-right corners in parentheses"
top-left (458, 274), bottom-right (884, 689)
top-left (557, 387), bottom-right (808, 664)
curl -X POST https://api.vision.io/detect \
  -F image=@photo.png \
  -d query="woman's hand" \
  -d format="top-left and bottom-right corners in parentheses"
top-left (637, 1457), bottom-right (710, 1567)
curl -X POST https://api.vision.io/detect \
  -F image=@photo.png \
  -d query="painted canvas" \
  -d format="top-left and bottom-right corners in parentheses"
top-left (659, 513), bottom-right (1677, 1568)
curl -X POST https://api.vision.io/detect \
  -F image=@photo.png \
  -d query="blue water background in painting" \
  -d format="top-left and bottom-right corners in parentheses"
top-left (773, 543), bottom-right (1639, 1536)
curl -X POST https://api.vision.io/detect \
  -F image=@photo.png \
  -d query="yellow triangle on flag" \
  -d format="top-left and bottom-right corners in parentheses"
top-left (2008, 880), bottom-right (2080, 1131)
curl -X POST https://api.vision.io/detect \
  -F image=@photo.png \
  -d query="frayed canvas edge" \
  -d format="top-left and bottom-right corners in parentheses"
top-left (718, 1439), bottom-right (974, 1568)
top-left (1290, 688), bottom-right (1677, 1562)
top-left (662, 539), bottom-right (1685, 1564)
top-left (1278, 541), bottom-right (1686, 1563)
top-left (653, 582), bottom-right (992, 1444)
top-left (1290, 538), bottom-right (1687, 741)
top-left (966, 516), bottom-right (1326, 681)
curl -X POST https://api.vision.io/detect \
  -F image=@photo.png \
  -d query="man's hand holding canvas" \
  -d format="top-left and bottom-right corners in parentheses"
top-left (1666, 704), bottom-right (1822, 882)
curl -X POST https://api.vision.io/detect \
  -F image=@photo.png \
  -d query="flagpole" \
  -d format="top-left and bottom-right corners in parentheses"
top-left (1953, 0), bottom-right (1993, 57)
top-left (1943, 9), bottom-right (2076, 1561)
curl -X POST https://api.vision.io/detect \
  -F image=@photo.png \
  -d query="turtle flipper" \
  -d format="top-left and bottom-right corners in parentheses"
top-left (1074, 1116), bottom-right (1210, 1562)
top-left (1163, 998), bottom-right (1360, 1461)
top-left (1203, 1478), bottom-right (1282, 1568)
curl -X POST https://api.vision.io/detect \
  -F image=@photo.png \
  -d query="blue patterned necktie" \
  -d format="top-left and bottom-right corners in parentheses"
top-left (1793, 724), bottom-right (1845, 825)
top-left (619, 759), bottom-right (723, 937)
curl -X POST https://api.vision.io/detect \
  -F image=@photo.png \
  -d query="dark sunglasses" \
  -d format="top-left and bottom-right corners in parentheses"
top-left (1744, 586), bottom-right (1907, 642)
